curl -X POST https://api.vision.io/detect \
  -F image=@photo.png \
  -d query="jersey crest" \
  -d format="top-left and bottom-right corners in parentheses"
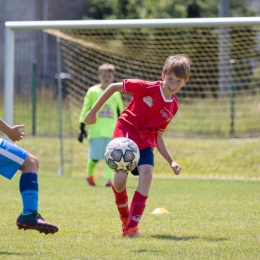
top-left (143, 96), bottom-right (153, 107)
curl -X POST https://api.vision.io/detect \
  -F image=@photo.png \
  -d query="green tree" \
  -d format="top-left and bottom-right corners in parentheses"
top-left (85, 0), bottom-right (255, 20)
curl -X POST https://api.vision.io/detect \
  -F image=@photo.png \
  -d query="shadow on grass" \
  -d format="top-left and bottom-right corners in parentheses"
top-left (152, 235), bottom-right (199, 241)
top-left (152, 234), bottom-right (228, 242)
top-left (136, 249), bottom-right (162, 253)
top-left (92, 184), bottom-right (138, 189)
top-left (0, 252), bottom-right (28, 256)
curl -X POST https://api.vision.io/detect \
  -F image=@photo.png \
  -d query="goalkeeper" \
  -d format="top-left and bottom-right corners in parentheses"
top-left (78, 64), bottom-right (124, 187)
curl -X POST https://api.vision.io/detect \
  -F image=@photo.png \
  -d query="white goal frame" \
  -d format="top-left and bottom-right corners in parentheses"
top-left (4, 17), bottom-right (260, 126)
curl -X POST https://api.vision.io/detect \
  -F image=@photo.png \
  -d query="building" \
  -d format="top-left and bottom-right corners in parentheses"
top-left (0, 0), bottom-right (88, 92)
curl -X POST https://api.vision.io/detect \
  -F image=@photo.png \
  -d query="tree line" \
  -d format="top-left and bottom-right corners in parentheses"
top-left (84, 0), bottom-right (255, 20)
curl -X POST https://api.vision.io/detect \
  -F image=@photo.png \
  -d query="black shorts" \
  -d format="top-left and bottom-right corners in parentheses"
top-left (131, 147), bottom-right (154, 176)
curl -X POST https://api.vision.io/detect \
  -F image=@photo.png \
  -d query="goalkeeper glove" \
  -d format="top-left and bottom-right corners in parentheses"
top-left (78, 123), bottom-right (87, 143)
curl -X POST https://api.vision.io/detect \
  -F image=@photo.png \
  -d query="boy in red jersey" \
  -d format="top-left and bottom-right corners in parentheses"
top-left (85, 55), bottom-right (191, 237)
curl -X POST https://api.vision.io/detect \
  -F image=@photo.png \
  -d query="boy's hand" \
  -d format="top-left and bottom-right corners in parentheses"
top-left (84, 110), bottom-right (97, 125)
top-left (78, 123), bottom-right (87, 143)
top-left (171, 161), bottom-right (182, 175)
top-left (8, 125), bottom-right (25, 142)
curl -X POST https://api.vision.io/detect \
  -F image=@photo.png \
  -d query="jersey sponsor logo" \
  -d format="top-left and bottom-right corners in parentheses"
top-left (143, 96), bottom-right (153, 107)
top-left (163, 106), bottom-right (174, 118)
top-left (116, 202), bottom-right (128, 208)
top-left (99, 105), bottom-right (114, 118)
top-left (131, 215), bottom-right (142, 222)
top-left (160, 109), bottom-right (172, 122)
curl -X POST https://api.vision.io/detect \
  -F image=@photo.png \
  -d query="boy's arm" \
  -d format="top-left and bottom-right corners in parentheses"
top-left (79, 91), bottom-right (92, 123)
top-left (85, 82), bottom-right (123, 124)
top-left (78, 91), bottom-right (92, 142)
top-left (118, 93), bottom-right (125, 113)
top-left (0, 118), bottom-right (25, 142)
top-left (156, 130), bottom-right (181, 175)
top-left (116, 92), bottom-right (125, 118)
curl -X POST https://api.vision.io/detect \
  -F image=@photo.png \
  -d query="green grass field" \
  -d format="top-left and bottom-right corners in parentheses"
top-left (0, 137), bottom-right (259, 260)
top-left (0, 175), bottom-right (259, 260)
top-left (0, 94), bottom-right (259, 259)
top-left (3, 136), bottom-right (259, 180)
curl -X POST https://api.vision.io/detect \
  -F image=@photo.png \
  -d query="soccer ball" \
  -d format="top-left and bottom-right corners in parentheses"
top-left (104, 137), bottom-right (140, 173)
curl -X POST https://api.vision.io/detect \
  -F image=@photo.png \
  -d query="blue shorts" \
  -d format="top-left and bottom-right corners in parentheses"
top-left (131, 147), bottom-right (154, 176)
top-left (89, 138), bottom-right (111, 160)
top-left (0, 138), bottom-right (28, 180)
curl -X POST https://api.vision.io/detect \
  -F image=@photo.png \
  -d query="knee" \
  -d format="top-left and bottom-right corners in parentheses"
top-left (113, 181), bottom-right (126, 193)
top-left (26, 154), bottom-right (39, 172)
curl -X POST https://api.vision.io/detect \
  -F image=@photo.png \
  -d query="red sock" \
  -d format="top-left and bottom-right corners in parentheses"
top-left (112, 185), bottom-right (129, 219)
top-left (125, 191), bottom-right (148, 230)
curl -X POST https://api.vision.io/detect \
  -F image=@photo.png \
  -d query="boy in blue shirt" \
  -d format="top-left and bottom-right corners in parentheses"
top-left (0, 118), bottom-right (58, 235)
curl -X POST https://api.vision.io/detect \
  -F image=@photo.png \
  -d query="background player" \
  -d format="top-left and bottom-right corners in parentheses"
top-left (0, 118), bottom-right (58, 235)
top-left (78, 64), bottom-right (124, 187)
top-left (84, 55), bottom-right (191, 237)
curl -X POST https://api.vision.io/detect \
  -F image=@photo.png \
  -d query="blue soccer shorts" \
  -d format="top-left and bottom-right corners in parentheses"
top-left (0, 138), bottom-right (28, 180)
top-left (131, 147), bottom-right (154, 176)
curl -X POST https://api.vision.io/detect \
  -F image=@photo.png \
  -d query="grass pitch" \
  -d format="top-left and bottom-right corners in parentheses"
top-left (0, 175), bottom-right (259, 260)
top-left (8, 136), bottom-right (260, 180)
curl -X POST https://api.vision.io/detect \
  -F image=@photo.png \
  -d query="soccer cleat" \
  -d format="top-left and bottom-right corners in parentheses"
top-left (105, 180), bottom-right (113, 187)
top-left (86, 176), bottom-right (96, 186)
top-left (122, 227), bottom-right (142, 237)
top-left (121, 217), bottom-right (128, 231)
top-left (16, 213), bottom-right (58, 235)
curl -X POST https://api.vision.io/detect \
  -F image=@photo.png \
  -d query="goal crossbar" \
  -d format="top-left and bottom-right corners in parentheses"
top-left (5, 17), bottom-right (260, 30)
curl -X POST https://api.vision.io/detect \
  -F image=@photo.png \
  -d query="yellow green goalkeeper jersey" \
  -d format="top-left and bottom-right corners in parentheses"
top-left (79, 84), bottom-right (124, 139)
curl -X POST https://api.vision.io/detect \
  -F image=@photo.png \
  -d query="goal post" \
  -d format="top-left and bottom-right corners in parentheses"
top-left (4, 26), bottom-right (15, 128)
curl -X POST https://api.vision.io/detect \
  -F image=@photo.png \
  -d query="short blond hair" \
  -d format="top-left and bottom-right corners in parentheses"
top-left (98, 63), bottom-right (115, 74)
top-left (162, 55), bottom-right (191, 80)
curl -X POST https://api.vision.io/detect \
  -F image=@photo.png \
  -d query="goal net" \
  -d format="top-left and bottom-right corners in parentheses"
top-left (46, 25), bottom-right (260, 138)
top-left (3, 19), bottom-right (260, 177)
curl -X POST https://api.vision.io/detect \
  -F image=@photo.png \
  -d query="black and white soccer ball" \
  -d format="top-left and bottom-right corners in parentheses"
top-left (104, 137), bottom-right (140, 173)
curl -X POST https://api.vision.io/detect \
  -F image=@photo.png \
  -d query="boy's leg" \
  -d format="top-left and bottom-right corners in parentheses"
top-left (86, 138), bottom-right (107, 186)
top-left (104, 138), bottom-right (113, 186)
top-left (16, 153), bottom-right (58, 234)
top-left (112, 172), bottom-right (129, 230)
top-left (86, 138), bottom-right (113, 186)
top-left (19, 153), bottom-right (39, 215)
top-left (85, 159), bottom-right (98, 186)
top-left (0, 139), bottom-right (58, 235)
top-left (0, 139), bottom-right (37, 209)
top-left (105, 162), bottom-right (113, 187)
top-left (123, 164), bottom-right (153, 237)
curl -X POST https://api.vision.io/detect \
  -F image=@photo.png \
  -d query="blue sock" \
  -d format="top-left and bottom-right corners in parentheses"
top-left (19, 172), bottom-right (39, 215)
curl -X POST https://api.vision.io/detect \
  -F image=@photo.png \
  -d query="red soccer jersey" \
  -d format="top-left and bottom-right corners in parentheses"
top-left (112, 79), bottom-right (179, 149)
